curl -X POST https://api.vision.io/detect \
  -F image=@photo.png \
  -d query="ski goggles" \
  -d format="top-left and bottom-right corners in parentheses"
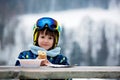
top-left (36, 17), bottom-right (61, 32)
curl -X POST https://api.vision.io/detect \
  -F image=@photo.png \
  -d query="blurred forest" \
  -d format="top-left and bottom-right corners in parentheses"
top-left (0, 0), bottom-right (111, 50)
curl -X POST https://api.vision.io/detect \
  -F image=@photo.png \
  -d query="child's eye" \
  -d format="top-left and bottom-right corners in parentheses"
top-left (41, 36), bottom-right (45, 38)
top-left (49, 36), bottom-right (53, 40)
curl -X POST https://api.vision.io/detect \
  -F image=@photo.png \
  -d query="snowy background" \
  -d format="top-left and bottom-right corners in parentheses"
top-left (2, 9), bottom-right (120, 66)
top-left (0, 0), bottom-right (120, 80)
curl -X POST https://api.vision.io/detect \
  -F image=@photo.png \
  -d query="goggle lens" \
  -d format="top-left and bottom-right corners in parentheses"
top-left (37, 17), bottom-right (59, 31)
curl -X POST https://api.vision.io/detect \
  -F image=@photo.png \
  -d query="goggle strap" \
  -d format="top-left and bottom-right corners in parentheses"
top-left (33, 27), bottom-right (39, 42)
top-left (34, 32), bottom-right (38, 41)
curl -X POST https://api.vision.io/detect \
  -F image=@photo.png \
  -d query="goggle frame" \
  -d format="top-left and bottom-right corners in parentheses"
top-left (36, 17), bottom-right (61, 32)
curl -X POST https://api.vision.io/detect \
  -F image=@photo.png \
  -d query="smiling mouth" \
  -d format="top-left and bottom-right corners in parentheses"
top-left (42, 44), bottom-right (49, 46)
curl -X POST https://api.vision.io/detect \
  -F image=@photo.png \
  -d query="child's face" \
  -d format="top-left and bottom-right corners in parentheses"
top-left (38, 31), bottom-right (54, 50)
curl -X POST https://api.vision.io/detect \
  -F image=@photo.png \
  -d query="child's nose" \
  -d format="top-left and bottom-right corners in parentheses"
top-left (44, 38), bottom-right (48, 42)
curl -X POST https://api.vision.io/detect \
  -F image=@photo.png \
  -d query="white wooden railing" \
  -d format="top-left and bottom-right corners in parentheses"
top-left (0, 66), bottom-right (120, 79)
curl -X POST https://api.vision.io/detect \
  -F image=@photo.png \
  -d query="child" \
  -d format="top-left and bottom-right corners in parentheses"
top-left (15, 17), bottom-right (69, 66)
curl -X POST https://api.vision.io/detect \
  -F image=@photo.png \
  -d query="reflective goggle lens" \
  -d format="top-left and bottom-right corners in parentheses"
top-left (37, 17), bottom-right (59, 31)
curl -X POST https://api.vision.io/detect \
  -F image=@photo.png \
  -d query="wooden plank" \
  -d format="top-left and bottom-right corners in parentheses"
top-left (0, 66), bottom-right (120, 79)
top-left (0, 66), bottom-right (20, 79)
